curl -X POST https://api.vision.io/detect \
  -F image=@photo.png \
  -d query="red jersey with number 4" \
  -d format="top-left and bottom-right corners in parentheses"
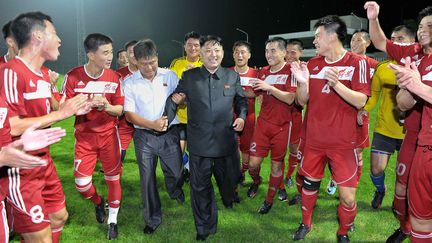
top-left (305, 52), bottom-right (371, 149)
top-left (61, 66), bottom-right (123, 134)
top-left (1, 57), bottom-right (53, 154)
top-left (257, 63), bottom-right (296, 126)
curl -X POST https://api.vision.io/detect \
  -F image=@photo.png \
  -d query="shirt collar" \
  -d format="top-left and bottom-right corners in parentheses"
top-left (200, 65), bottom-right (223, 80)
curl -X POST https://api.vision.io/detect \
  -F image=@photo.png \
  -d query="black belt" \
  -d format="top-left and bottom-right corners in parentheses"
top-left (140, 125), bottom-right (176, 136)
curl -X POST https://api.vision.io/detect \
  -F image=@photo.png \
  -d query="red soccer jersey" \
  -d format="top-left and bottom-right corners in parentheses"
top-left (386, 40), bottom-right (424, 65)
top-left (230, 67), bottom-right (258, 116)
top-left (257, 63), bottom-right (296, 126)
top-left (305, 52), bottom-right (371, 149)
top-left (1, 57), bottom-right (53, 155)
top-left (61, 66), bottom-right (123, 134)
top-left (117, 66), bottom-right (133, 81)
top-left (0, 98), bottom-right (10, 201)
top-left (365, 56), bottom-right (379, 78)
top-left (416, 55), bottom-right (432, 146)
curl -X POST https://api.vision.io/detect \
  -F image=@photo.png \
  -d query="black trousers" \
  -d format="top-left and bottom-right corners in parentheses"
top-left (133, 128), bottom-right (184, 229)
top-left (189, 151), bottom-right (241, 235)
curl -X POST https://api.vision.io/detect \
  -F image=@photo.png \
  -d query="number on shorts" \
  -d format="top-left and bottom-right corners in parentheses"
top-left (250, 142), bottom-right (257, 152)
top-left (321, 84), bottom-right (331, 94)
top-left (29, 205), bottom-right (44, 224)
top-left (396, 163), bottom-right (406, 177)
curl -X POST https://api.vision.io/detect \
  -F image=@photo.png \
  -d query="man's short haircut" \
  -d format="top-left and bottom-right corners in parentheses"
top-left (199, 35), bottom-right (223, 48)
top-left (124, 40), bottom-right (138, 51)
top-left (287, 39), bottom-right (304, 50)
top-left (2, 21), bottom-right (12, 40)
top-left (265, 37), bottom-right (287, 51)
top-left (116, 49), bottom-right (126, 58)
top-left (10, 11), bottom-right (52, 49)
top-left (84, 33), bottom-right (112, 53)
top-left (314, 15), bottom-right (347, 43)
top-left (184, 31), bottom-right (200, 43)
top-left (352, 29), bottom-right (371, 42)
top-left (418, 6), bottom-right (432, 23)
top-left (133, 39), bottom-right (158, 60)
top-left (232, 40), bottom-right (251, 52)
top-left (392, 25), bottom-right (415, 39)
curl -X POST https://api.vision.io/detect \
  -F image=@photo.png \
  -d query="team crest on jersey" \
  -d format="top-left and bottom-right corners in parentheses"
top-left (29, 80), bottom-right (36, 87)
top-left (77, 81), bottom-right (85, 86)
top-left (74, 81), bottom-right (118, 94)
top-left (23, 80), bottom-right (52, 100)
top-left (264, 74), bottom-right (288, 85)
top-left (0, 108), bottom-right (7, 128)
top-left (313, 66), bottom-right (319, 71)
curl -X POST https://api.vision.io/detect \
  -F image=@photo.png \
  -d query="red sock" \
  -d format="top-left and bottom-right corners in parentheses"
top-left (296, 173), bottom-right (303, 194)
top-left (241, 160), bottom-right (249, 174)
top-left (105, 175), bottom-right (122, 208)
top-left (286, 152), bottom-right (298, 178)
top-left (266, 175), bottom-right (282, 203)
top-left (393, 193), bottom-right (411, 234)
top-left (301, 188), bottom-right (318, 226)
top-left (411, 229), bottom-right (432, 242)
top-left (76, 181), bottom-right (101, 205)
top-left (337, 203), bottom-right (357, 235)
top-left (51, 225), bottom-right (63, 243)
top-left (248, 166), bottom-right (262, 184)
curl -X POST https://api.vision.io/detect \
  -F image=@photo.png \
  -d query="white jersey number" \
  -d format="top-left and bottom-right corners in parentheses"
top-left (321, 84), bottom-right (331, 94)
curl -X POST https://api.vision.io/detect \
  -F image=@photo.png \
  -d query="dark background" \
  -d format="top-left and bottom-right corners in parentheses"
top-left (0, 0), bottom-right (429, 73)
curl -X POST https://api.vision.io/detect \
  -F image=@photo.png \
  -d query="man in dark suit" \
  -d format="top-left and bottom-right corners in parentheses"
top-left (165, 35), bottom-right (248, 241)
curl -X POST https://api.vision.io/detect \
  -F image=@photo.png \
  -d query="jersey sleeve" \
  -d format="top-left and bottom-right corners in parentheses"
top-left (110, 75), bottom-right (124, 106)
top-left (123, 80), bottom-right (135, 113)
top-left (287, 73), bottom-right (297, 93)
top-left (386, 40), bottom-right (419, 64)
top-left (1, 67), bottom-right (27, 117)
top-left (351, 58), bottom-right (371, 96)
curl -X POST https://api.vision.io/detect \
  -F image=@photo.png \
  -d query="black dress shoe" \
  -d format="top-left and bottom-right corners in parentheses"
top-left (196, 233), bottom-right (209, 241)
top-left (143, 225), bottom-right (156, 234)
top-left (176, 192), bottom-right (185, 204)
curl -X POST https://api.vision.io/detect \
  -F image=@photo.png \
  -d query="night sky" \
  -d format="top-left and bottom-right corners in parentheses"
top-left (0, 0), bottom-right (430, 74)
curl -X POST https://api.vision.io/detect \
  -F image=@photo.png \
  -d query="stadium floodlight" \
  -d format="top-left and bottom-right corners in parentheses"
top-left (236, 28), bottom-right (249, 42)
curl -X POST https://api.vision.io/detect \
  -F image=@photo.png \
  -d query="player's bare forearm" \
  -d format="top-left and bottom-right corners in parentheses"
top-left (269, 87), bottom-right (295, 105)
top-left (295, 83), bottom-right (309, 106)
top-left (396, 89), bottom-right (416, 111)
top-left (368, 19), bottom-right (387, 52)
top-left (105, 104), bottom-right (123, 117)
top-left (8, 112), bottom-right (63, 137)
top-left (332, 82), bottom-right (368, 109)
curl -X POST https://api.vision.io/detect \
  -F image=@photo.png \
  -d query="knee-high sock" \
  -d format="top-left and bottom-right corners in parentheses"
top-left (296, 173), bottom-right (303, 194)
top-left (279, 162), bottom-right (285, 189)
top-left (266, 175), bottom-right (282, 203)
top-left (337, 203), bottom-right (357, 235)
top-left (76, 181), bottom-right (101, 205)
top-left (393, 193), bottom-right (411, 234)
top-left (370, 172), bottom-right (386, 193)
top-left (51, 225), bottom-right (64, 243)
top-left (411, 229), bottom-right (432, 242)
top-left (286, 152), bottom-right (298, 178)
top-left (248, 166), bottom-right (262, 184)
top-left (241, 159), bottom-right (249, 174)
top-left (301, 188), bottom-right (318, 226)
top-left (105, 175), bottom-right (122, 224)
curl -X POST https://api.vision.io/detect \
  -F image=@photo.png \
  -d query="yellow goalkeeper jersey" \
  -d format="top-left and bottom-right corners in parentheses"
top-left (169, 56), bottom-right (203, 124)
top-left (364, 60), bottom-right (405, 139)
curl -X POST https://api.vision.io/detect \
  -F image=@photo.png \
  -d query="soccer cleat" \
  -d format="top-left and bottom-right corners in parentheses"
top-left (257, 200), bottom-right (273, 214)
top-left (247, 182), bottom-right (260, 198)
top-left (293, 223), bottom-right (311, 240)
top-left (386, 228), bottom-right (409, 243)
top-left (371, 190), bottom-right (386, 209)
top-left (326, 179), bottom-right (337, 195)
top-left (278, 189), bottom-right (288, 202)
top-left (337, 234), bottom-right (350, 243)
top-left (284, 177), bottom-right (294, 188)
top-left (107, 223), bottom-right (118, 240)
top-left (288, 194), bottom-right (302, 206)
top-left (95, 196), bottom-right (106, 224)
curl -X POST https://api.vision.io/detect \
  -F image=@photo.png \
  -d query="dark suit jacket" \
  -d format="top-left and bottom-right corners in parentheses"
top-left (165, 66), bottom-right (248, 157)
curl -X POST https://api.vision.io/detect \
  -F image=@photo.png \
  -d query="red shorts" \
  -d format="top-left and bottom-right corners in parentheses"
top-left (356, 115), bottom-right (369, 149)
top-left (396, 131), bottom-right (418, 186)
top-left (74, 130), bottom-right (122, 178)
top-left (239, 113), bottom-right (256, 153)
top-left (0, 201), bottom-right (8, 242)
top-left (118, 116), bottom-right (135, 150)
top-left (408, 146), bottom-right (432, 220)
top-left (299, 145), bottom-right (359, 187)
top-left (6, 155), bottom-right (66, 233)
top-left (249, 118), bottom-right (290, 162)
top-left (289, 110), bottom-right (302, 145)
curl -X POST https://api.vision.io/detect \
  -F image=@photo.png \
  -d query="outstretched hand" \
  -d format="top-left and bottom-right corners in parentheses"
top-left (290, 61), bottom-right (309, 84)
top-left (364, 1), bottom-right (380, 20)
top-left (20, 122), bottom-right (66, 151)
